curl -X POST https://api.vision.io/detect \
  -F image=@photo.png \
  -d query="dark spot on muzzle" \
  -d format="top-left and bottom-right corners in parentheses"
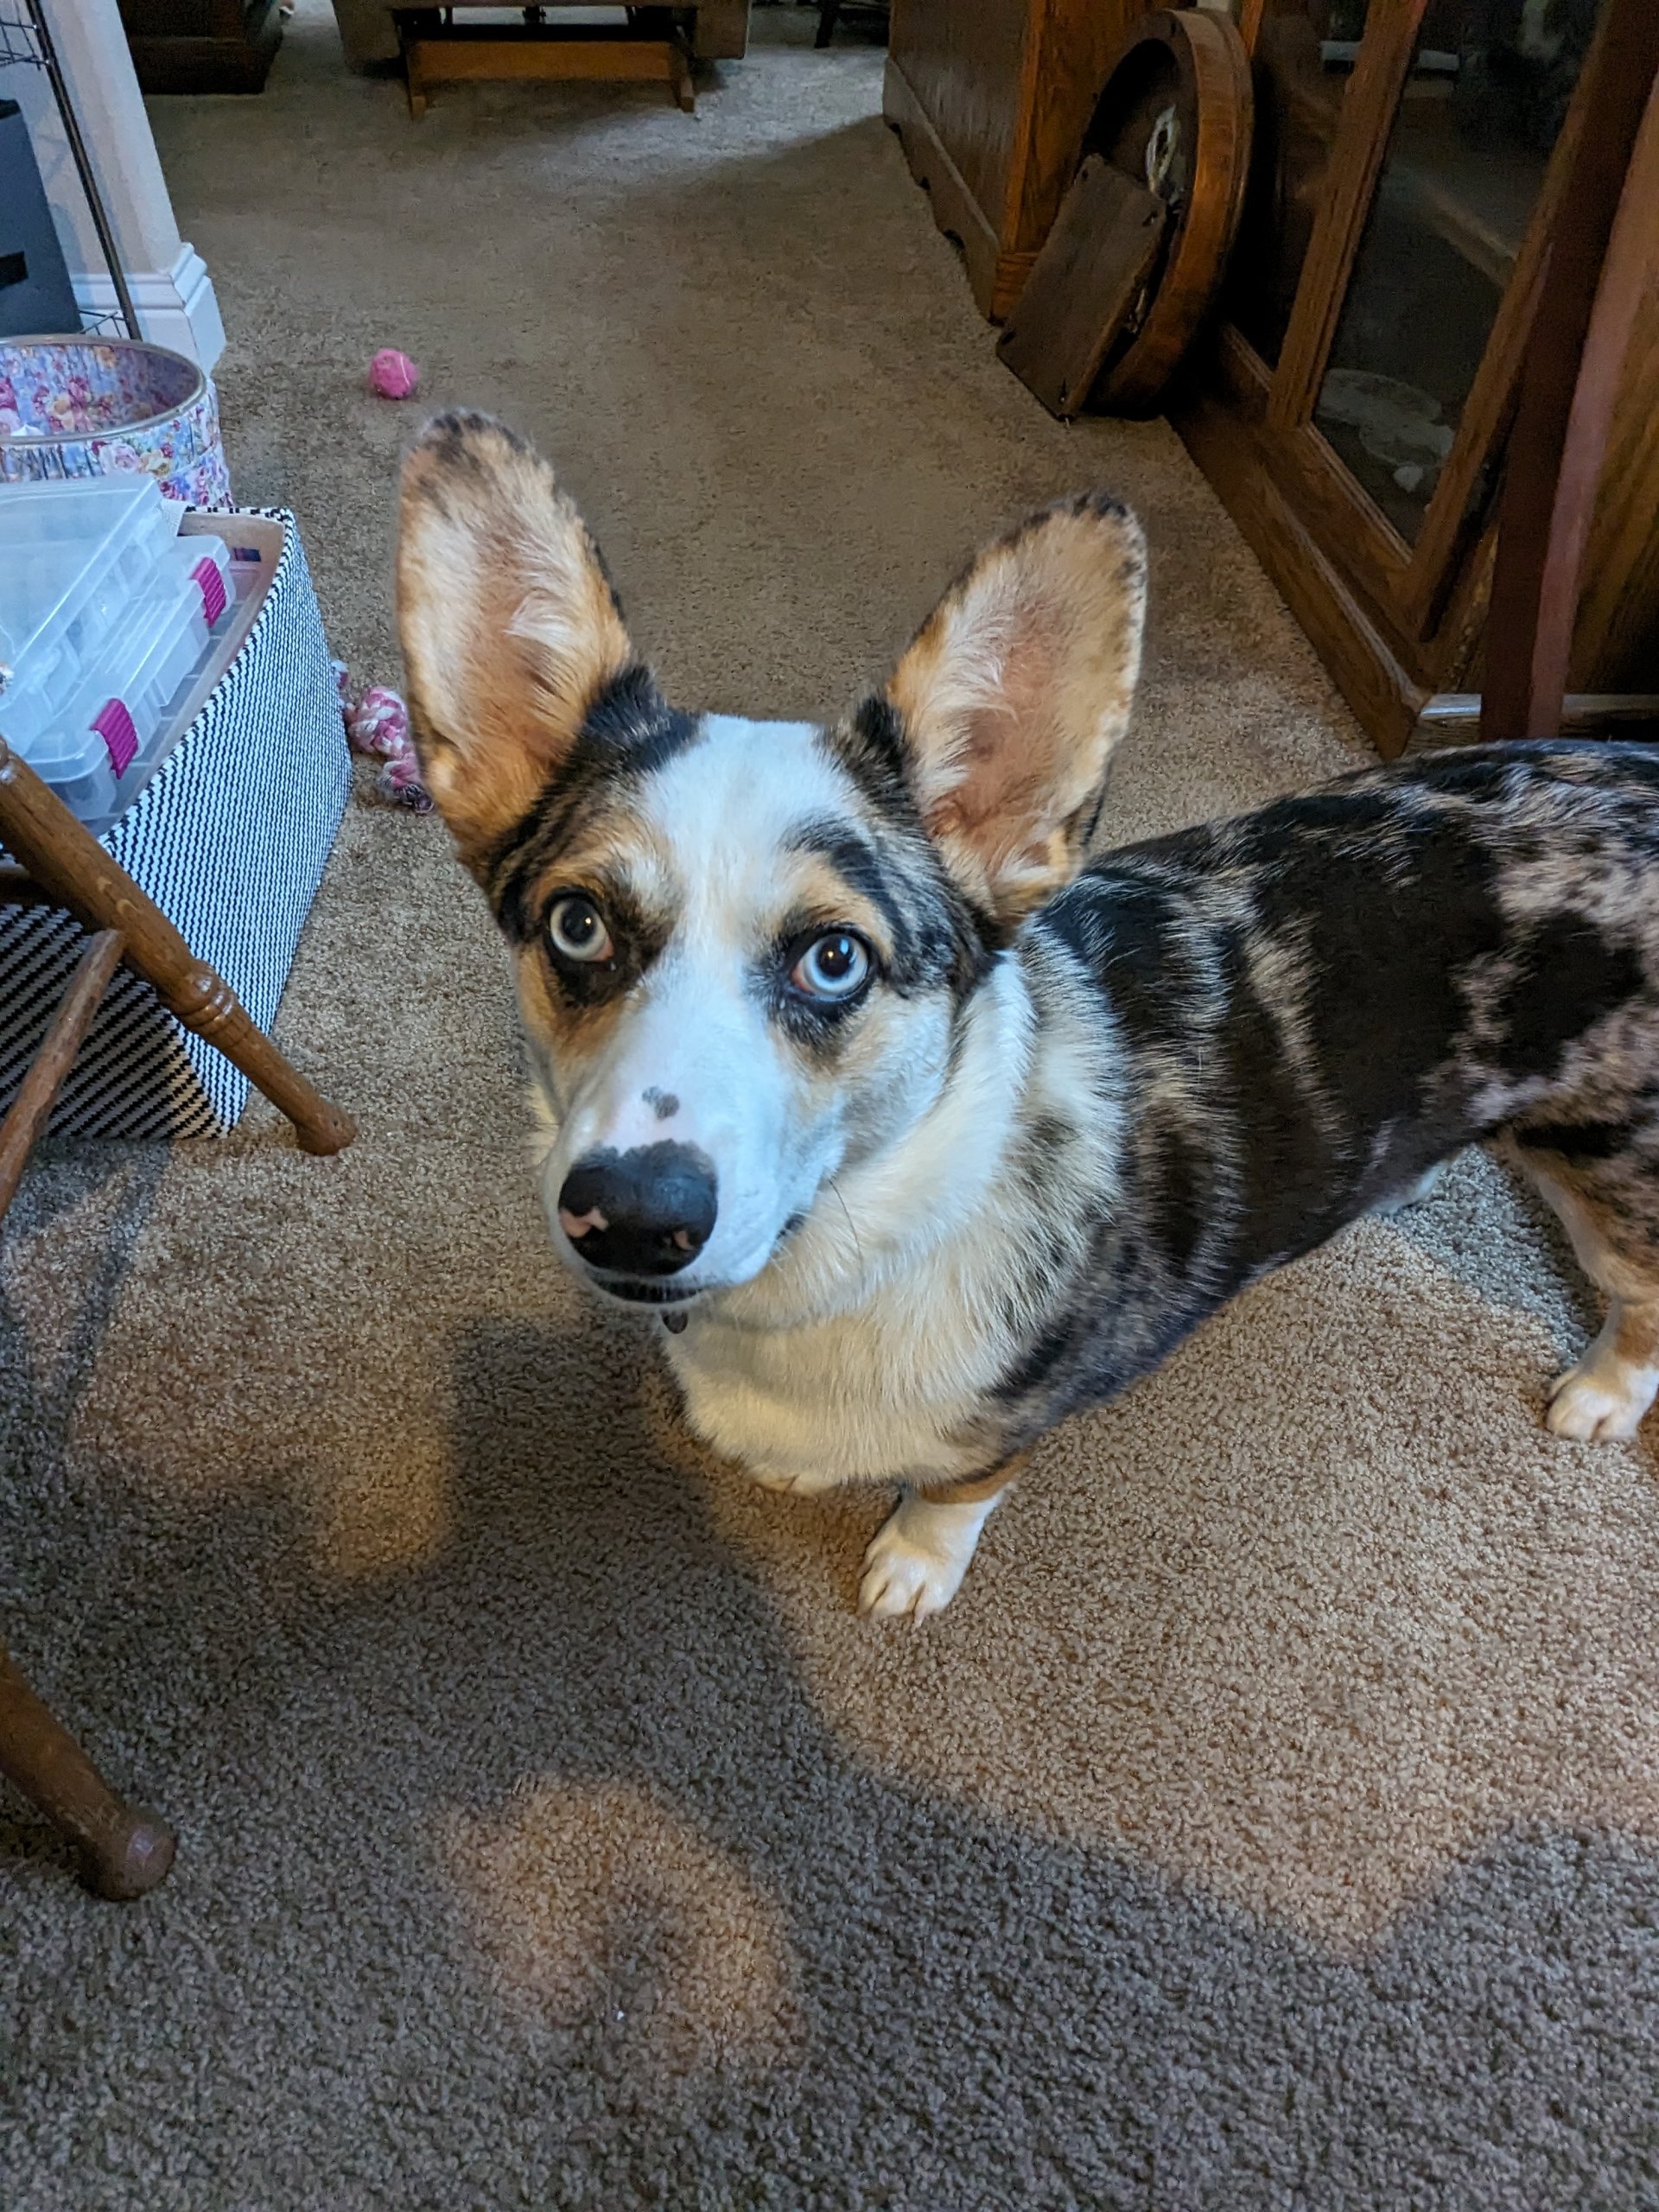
top-left (557, 1141), bottom-right (717, 1279)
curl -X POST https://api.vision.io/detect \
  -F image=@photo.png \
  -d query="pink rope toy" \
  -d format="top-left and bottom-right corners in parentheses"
top-left (333, 661), bottom-right (434, 813)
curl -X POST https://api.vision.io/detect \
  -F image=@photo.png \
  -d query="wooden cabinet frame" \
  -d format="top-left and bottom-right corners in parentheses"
top-left (1172, 0), bottom-right (1659, 755)
top-left (884, 0), bottom-right (1151, 322)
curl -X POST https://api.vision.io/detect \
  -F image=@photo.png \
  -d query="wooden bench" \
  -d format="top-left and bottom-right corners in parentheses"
top-left (397, 5), bottom-right (697, 118)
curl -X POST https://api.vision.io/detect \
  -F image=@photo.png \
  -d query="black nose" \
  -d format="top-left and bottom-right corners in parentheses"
top-left (556, 1142), bottom-right (718, 1278)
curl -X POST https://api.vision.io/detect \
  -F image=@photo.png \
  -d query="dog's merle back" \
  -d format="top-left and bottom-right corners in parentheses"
top-left (999, 744), bottom-right (1659, 1440)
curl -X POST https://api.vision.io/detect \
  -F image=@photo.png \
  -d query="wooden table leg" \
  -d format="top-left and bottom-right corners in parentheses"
top-left (0, 1643), bottom-right (176, 1900)
top-left (0, 738), bottom-right (355, 1158)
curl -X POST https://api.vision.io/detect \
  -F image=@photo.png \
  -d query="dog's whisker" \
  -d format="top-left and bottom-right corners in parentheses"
top-left (827, 1176), bottom-right (865, 1274)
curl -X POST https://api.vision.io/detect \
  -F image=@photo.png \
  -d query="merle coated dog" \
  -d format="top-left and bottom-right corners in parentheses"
top-left (397, 413), bottom-right (1659, 1617)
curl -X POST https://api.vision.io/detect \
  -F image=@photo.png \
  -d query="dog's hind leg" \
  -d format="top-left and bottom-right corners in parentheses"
top-left (858, 1454), bottom-right (1029, 1621)
top-left (1371, 1158), bottom-right (1449, 1217)
top-left (1506, 1139), bottom-right (1659, 1443)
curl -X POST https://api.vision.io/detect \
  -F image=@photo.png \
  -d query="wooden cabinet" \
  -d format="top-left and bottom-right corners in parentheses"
top-left (885, 0), bottom-right (1153, 321)
top-left (1170, 0), bottom-right (1659, 755)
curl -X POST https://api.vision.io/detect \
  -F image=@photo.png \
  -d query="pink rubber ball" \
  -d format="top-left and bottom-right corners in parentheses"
top-left (368, 348), bottom-right (421, 400)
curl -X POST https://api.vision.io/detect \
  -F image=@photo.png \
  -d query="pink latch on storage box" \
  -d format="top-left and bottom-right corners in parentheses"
top-left (93, 698), bottom-right (138, 777)
top-left (192, 556), bottom-right (227, 626)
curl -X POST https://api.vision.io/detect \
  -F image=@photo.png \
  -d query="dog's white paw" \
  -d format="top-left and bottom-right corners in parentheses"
top-left (858, 1528), bottom-right (966, 1621)
top-left (1547, 1363), bottom-right (1655, 1442)
top-left (856, 1491), bottom-right (996, 1621)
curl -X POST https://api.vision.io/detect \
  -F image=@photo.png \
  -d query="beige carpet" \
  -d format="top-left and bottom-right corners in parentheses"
top-left (4, 10), bottom-right (1658, 2205)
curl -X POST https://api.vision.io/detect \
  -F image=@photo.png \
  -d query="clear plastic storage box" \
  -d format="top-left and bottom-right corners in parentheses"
top-left (0, 477), bottom-right (233, 835)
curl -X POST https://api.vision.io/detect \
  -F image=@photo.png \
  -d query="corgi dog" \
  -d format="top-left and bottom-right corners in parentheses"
top-left (397, 413), bottom-right (1659, 1619)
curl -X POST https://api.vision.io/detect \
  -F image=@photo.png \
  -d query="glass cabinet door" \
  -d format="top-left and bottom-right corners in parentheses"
top-left (1310, 0), bottom-right (1606, 541)
top-left (1226, 2), bottom-right (1373, 368)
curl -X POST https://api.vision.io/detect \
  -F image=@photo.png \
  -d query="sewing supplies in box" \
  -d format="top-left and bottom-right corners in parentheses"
top-left (0, 477), bottom-right (236, 836)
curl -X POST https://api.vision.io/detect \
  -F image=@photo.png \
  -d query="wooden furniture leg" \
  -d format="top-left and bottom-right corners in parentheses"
top-left (816, 0), bottom-right (841, 46)
top-left (0, 930), bottom-right (124, 1222)
top-left (0, 735), bottom-right (354, 1168)
top-left (672, 33), bottom-right (695, 111)
top-left (1480, 0), bottom-right (1659, 745)
top-left (0, 1643), bottom-right (176, 1899)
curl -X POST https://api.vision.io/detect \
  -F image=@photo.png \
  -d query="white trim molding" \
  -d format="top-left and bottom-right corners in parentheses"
top-left (73, 243), bottom-right (226, 371)
top-left (6, 0), bottom-right (226, 371)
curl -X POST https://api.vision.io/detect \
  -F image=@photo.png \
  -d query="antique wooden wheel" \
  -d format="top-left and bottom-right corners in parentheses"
top-left (1084, 8), bottom-right (1254, 413)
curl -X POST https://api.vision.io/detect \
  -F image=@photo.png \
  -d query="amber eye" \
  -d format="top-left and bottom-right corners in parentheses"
top-left (547, 894), bottom-right (613, 963)
top-left (789, 931), bottom-right (871, 1001)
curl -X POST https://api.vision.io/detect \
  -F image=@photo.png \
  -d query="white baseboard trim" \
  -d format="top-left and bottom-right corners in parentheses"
top-left (73, 243), bottom-right (226, 372)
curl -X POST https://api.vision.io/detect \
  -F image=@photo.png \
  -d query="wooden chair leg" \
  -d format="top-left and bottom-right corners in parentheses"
top-left (0, 1643), bottom-right (175, 1899)
top-left (816, 1), bottom-right (841, 47)
top-left (0, 929), bottom-right (124, 1225)
top-left (0, 737), bottom-right (354, 1158)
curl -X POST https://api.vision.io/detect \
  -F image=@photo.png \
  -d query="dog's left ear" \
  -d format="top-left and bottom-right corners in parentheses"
top-left (880, 493), bottom-right (1147, 919)
top-left (397, 411), bottom-right (636, 872)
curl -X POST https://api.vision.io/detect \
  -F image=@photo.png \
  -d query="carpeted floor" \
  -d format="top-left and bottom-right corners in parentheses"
top-left (4, 10), bottom-right (1659, 2206)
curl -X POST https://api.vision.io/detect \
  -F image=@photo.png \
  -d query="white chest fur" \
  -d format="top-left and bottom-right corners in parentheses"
top-left (662, 1256), bottom-right (1014, 1491)
top-left (661, 953), bottom-right (1113, 1494)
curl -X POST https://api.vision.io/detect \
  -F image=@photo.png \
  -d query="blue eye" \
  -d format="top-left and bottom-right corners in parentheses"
top-left (547, 894), bottom-right (613, 963)
top-left (790, 931), bottom-right (872, 1001)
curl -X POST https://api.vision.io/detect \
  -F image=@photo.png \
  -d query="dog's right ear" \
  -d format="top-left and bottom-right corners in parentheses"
top-left (397, 413), bottom-right (635, 871)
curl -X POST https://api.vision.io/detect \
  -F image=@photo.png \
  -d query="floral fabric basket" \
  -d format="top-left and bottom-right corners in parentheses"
top-left (0, 337), bottom-right (231, 508)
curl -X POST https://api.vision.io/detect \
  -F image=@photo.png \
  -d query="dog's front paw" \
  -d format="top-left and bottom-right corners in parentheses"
top-left (1547, 1363), bottom-right (1652, 1442)
top-left (857, 1491), bottom-right (994, 1621)
top-left (858, 1527), bottom-right (966, 1621)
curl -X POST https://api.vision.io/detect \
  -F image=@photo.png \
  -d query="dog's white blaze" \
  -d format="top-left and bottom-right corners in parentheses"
top-left (542, 940), bottom-right (798, 1285)
top-left (536, 717), bottom-right (865, 1289)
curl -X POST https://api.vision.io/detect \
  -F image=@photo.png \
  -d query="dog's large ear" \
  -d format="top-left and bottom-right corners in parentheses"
top-left (880, 493), bottom-right (1146, 919)
top-left (397, 412), bottom-right (635, 870)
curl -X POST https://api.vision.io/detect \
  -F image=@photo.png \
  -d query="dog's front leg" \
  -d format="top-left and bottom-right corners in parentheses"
top-left (857, 1456), bottom-right (1027, 1622)
top-left (1548, 1294), bottom-right (1659, 1440)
